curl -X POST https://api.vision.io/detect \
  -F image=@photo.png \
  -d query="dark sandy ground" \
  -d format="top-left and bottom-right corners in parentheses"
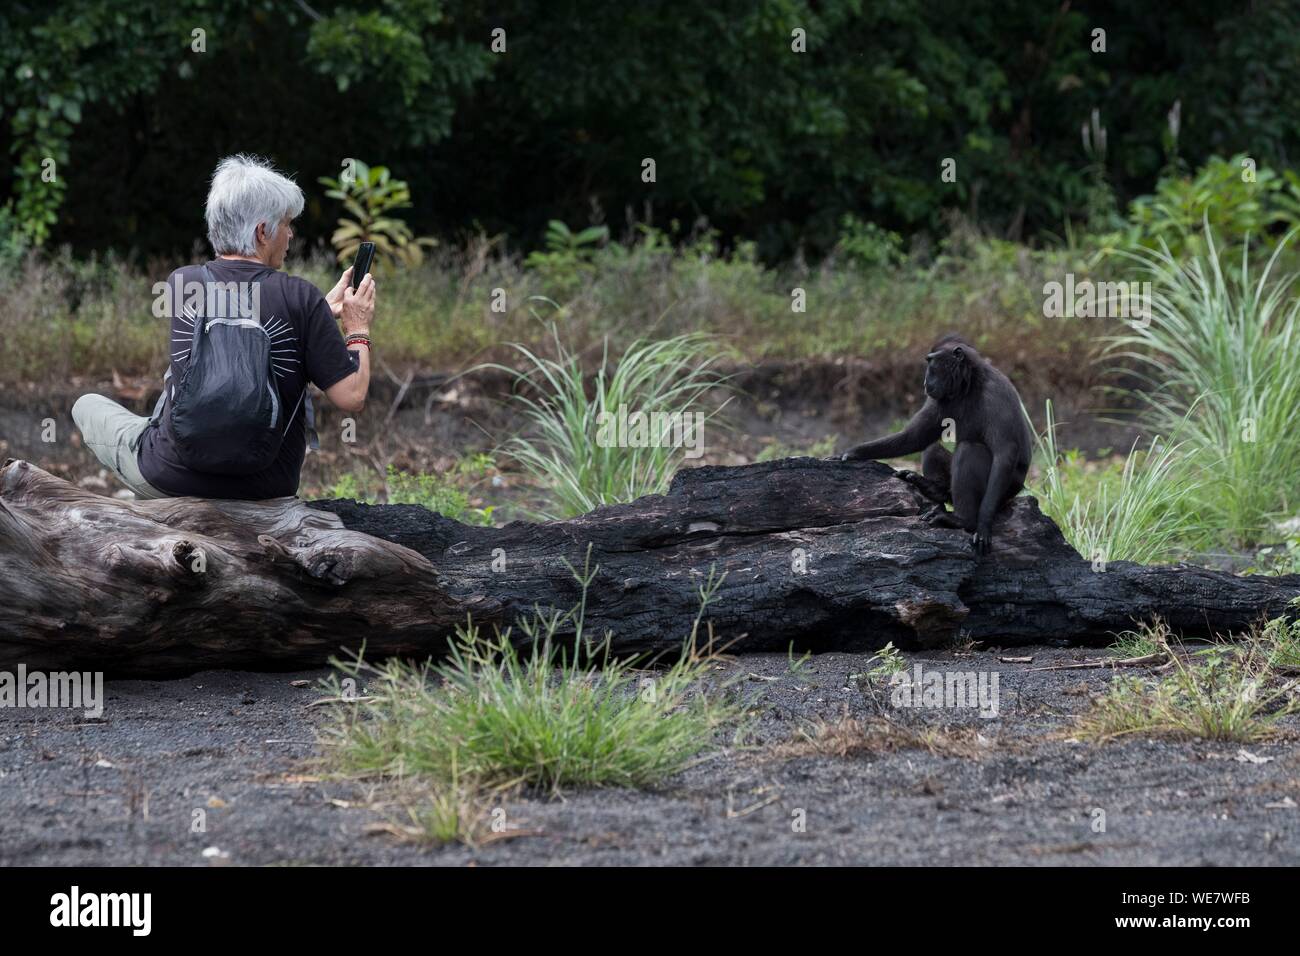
top-left (3, 647), bottom-right (1298, 866)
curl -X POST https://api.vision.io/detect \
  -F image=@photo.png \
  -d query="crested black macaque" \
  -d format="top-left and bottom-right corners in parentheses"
top-left (842, 335), bottom-right (1031, 555)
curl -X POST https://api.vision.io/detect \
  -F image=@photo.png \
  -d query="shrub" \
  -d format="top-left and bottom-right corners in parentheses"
top-left (523, 220), bottom-right (609, 299)
top-left (836, 215), bottom-right (906, 271)
top-left (318, 160), bottom-right (436, 269)
top-left (1126, 155), bottom-right (1300, 258)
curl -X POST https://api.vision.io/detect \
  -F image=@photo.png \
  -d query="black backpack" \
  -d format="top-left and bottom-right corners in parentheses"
top-left (155, 264), bottom-right (305, 476)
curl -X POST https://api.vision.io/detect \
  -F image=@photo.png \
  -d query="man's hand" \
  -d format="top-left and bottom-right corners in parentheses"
top-left (341, 273), bottom-right (375, 335)
top-left (325, 266), bottom-right (354, 319)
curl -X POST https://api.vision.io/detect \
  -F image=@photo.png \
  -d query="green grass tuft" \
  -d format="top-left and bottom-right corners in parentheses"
top-left (1106, 228), bottom-right (1300, 545)
top-left (1031, 400), bottom-right (1203, 564)
top-left (1076, 618), bottom-right (1300, 743)
top-left (485, 319), bottom-right (733, 519)
top-left (317, 557), bottom-right (744, 801)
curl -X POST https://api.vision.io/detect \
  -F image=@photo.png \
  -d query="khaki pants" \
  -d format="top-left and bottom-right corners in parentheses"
top-left (71, 394), bottom-right (170, 499)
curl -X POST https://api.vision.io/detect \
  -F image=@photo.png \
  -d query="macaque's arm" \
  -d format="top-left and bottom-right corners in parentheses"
top-left (972, 453), bottom-right (1015, 555)
top-left (842, 400), bottom-right (944, 461)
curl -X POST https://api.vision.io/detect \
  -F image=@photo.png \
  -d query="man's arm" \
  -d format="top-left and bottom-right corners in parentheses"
top-left (324, 273), bottom-right (374, 413)
top-left (326, 343), bottom-right (370, 413)
top-left (842, 399), bottom-right (944, 461)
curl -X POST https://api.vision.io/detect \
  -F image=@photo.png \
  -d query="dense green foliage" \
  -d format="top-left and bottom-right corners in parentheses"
top-left (6, 0), bottom-right (1300, 259)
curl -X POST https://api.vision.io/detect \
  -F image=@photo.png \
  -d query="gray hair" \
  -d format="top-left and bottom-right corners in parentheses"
top-left (204, 154), bottom-right (305, 256)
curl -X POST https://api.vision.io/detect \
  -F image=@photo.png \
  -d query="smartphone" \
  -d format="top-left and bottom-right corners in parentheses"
top-left (351, 241), bottom-right (376, 290)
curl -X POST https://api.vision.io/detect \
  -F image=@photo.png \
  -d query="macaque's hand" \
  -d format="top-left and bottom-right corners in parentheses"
top-left (325, 267), bottom-right (354, 320)
top-left (841, 444), bottom-right (871, 462)
top-left (341, 272), bottom-right (375, 335)
top-left (971, 525), bottom-right (992, 556)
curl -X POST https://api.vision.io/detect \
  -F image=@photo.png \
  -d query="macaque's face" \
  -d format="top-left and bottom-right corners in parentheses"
top-left (924, 344), bottom-right (972, 401)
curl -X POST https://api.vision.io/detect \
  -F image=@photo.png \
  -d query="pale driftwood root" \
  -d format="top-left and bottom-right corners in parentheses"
top-left (0, 458), bottom-right (470, 674)
top-left (1, 457), bottom-right (1297, 677)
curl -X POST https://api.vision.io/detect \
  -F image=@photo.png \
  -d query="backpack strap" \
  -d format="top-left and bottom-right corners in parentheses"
top-left (279, 379), bottom-right (319, 451)
top-left (149, 369), bottom-right (170, 425)
top-left (304, 391), bottom-right (320, 451)
top-left (150, 264), bottom-right (213, 426)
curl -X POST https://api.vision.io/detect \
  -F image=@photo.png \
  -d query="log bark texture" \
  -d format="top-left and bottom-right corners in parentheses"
top-left (1, 456), bottom-right (1297, 677)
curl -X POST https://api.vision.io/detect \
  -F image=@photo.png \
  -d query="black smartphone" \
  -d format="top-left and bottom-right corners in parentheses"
top-left (351, 241), bottom-right (376, 290)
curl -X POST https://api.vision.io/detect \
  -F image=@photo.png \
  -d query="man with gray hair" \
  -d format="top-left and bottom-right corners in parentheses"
top-left (72, 154), bottom-right (375, 499)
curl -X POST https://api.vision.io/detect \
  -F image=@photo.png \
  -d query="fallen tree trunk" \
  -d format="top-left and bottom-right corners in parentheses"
top-left (1, 457), bottom-right (1296, 677)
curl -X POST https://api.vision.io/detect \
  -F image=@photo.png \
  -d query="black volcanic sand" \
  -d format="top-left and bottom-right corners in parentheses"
top-left (3, 647), bottom-right (1298, 866)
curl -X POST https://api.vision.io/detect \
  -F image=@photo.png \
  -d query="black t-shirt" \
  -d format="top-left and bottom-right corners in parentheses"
top-left (138, 258), bottom-right (357, 499)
